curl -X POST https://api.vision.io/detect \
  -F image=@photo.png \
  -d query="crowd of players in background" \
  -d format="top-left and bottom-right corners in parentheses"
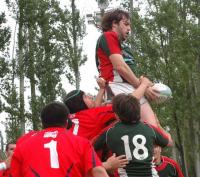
top-left (0, 9), bottom-right (184, 177)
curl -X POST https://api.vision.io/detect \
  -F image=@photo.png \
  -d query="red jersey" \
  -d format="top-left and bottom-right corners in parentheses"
top-left (96, 31), bottom-right (123, 82)
top-left (0, 165), bottom-right (11, 177)
top-left (16, 130), bottom-right (37, 145)
top-left (11, 127), bottom-right (102, 177)
top-left (69, 105), bottom-right (116, 140)
top-left (155, 156), bottom-right (184, 177)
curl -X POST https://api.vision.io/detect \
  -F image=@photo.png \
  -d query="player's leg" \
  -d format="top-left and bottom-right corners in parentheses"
top-left (140, 102), bottom-right (159, 126)
top-left (107, 82), bottom-right (159, 127)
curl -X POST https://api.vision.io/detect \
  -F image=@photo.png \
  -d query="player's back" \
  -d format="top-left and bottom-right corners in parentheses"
top-left (69, 105), bottom-right (116, 140)
top-left (12, 127), bottom-right (101, 177)
top-left (106, 122), bottom-right (168, 177)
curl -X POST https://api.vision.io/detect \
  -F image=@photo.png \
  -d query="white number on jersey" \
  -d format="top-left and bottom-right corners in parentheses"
top-left (71, 118), bottom-right (79, 135)
top-left (121, 134), bottom-right (148, 160)
top-left (44, 140), bottom-right (59, 168)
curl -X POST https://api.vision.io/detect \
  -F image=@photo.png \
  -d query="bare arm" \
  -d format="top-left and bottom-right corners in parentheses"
top-left (155, 115), bottom-right (173, 146)
top-left (91, 166), bottom-right (109, 177)
top-left (110, 54), bottom-right (159, 101)
top-left (131, 76), bottom-right (153, 100)
top-left (94, 77), bottom-right (106, 107)
top-left (110, 54), bottom-right (140, 88)
top-left (154, 115), bottom-right (173, 146)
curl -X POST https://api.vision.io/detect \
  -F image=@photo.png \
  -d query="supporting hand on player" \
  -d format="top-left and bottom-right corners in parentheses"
top-left (96, 77), bottom-right (106, 89)
top-left (139, 76), bottom-right (153, 88)
top-left (103, 153), bottom-right (129, 171)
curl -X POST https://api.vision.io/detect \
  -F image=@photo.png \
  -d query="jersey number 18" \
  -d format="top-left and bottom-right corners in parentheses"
top-left (121, 134), bottom-right (148, 160)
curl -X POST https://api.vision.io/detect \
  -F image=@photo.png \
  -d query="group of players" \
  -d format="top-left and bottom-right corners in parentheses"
top-left (0, 8), bottom-right (184, 177)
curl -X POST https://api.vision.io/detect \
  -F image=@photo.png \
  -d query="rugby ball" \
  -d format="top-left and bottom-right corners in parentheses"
top-left (152, 83), bottom-right (172, 104)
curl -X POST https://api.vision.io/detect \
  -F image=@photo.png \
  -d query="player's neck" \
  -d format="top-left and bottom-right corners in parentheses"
top-left (154, 157), bottom-right (162, 166)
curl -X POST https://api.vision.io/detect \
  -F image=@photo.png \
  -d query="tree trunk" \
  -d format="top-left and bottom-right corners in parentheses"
top-left (71, 0), bottom-right (80, 90)
top-left (194, 121), bottom-right (200, 177)
top-left (28, 24), bottom-right (38, 130)
top-left (18, 0), bottom-right (25, 135)
top-left (173, 110), bottom-right (188, 177)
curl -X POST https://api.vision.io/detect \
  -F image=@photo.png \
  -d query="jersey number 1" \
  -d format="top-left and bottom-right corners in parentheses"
top-left (44, 140), bottom-right (59, 168)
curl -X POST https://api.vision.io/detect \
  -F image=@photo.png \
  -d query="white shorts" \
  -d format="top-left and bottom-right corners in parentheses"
top-left (105, 82), bottom-right (147, 105)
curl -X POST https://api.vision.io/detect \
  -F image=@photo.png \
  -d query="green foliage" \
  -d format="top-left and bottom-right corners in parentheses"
top-left (58, 0), bottom-right (87, 90)
top-left (1, 0), bottom-right (88, 134)
top-left (1, 80), bottom-right (22, 141)
top-left (0, 12), bottom-right (11, 51)
top-left (0, 57), bottom-right (9, 78)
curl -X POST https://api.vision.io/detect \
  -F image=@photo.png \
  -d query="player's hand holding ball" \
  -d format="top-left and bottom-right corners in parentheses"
top-left (139, 76), bottom-right (159, 101)
top-left (139, 76), bottom-right (153, 88)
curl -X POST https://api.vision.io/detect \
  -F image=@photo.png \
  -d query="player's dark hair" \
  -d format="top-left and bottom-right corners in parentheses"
top-left (5, 141), bottom-right (16, 152)
top-left (63, 90), bottom-right (88, 114)
top-left (41, 102), bottom-right (69, 128)
top-left (101, 9), bottom-right (130, 32)
top-left (112, 94), bottom-right (140, 124)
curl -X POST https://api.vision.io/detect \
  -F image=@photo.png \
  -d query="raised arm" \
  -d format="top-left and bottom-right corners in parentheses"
top-left (94, 77), bottom-right (106, 107)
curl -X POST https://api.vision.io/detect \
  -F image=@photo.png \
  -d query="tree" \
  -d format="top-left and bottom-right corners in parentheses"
top-left (59, 0), bottom-right (87, 90)
top-left (0, 12), bottom-right (11, 51)
top-left (121, 0), bottom-right (200, 176)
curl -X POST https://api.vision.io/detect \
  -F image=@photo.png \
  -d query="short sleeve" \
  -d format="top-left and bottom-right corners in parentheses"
top-left (82, 141), bottom-right (102, 175)
top-left (100, 32), bottom-right (121, 57)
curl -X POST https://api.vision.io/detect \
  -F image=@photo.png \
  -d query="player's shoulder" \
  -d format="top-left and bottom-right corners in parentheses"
top-left (69, 131), bottom-right (92, 148)
top-left (103, 31), bottom-right (118, 39)
top-left (143, 122), bottom-right (161, 132)
top-left (92, 105), bottom-right (113, 112)
top-left (17, 130), bottom-right (38, 145)
top-left (162, 156), bottom-right (178, 166)
top-left (137, 122), bottom-right (162, 136)
top-left (137, 121), bottom-right (153, 130)
top-left (107, 121), bottom-right (125, 133)
top-left (77, 105), bottom-right (113, 115)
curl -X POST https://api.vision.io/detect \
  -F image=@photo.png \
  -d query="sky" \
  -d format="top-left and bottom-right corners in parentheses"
top-left (62, 0), bottom-right (121, 95)
top-left (0, 0), bottom-right (121, 94)
top-left (0, 0), bottom-right (121, 143)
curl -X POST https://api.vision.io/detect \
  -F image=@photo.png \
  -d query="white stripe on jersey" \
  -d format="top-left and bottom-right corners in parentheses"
top-left (118, 167), bottom-right (128, 177)
top-left (151, 160), bottom-right (159, 177)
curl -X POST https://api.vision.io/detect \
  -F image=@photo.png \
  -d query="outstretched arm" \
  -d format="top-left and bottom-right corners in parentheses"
top-left (91, 166), bottom-right (109, 177)
top-left (94, 77), bottom-right (106, 107)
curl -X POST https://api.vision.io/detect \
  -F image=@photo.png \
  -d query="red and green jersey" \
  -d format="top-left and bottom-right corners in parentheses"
top-left (155, 156), bottom-right (184, 177)
top-left (96, 31), bottom-right (124, 82)
top-left (69, 105), bottom-right (116, 140)
top-left (11, 127), bottom-right (102, 177)
top-left (106, 122), bottom-right (169, 177)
